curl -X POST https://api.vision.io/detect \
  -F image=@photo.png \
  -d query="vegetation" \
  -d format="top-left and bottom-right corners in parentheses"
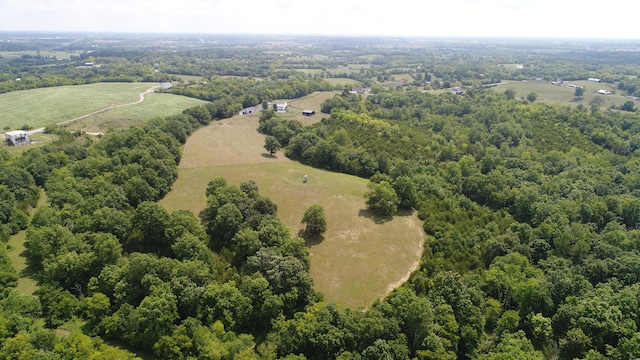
top-left (3, 32), bottom-right (640, 359)
top-left (301, 204), bottom-right (327, 237)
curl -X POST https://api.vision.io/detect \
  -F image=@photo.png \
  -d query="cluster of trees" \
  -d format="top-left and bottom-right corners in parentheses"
top-left (166, 72), bottom-right (334, 105)
top-left (256, 86), bottom-right (640, 358)
top-left (0, 148), bottom-right (39, 241)
top-left (4, 33), bottom-right (640, 358)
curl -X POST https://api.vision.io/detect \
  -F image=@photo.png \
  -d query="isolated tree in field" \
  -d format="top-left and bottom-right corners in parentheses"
top-left (365, 181), bottom-right (398, 216)
top-left (526, 92), bottom-right (537, 102)
top-left (264, 136), bottom-right (281, 155)
top-left (301, 204), bottom-right (326, 237)
top-left (574, 87), bottom-right (585, 98)
top-left (504, 89), bottom-right (516, 100)
top-left (621, 101), bottom-right (636, 112)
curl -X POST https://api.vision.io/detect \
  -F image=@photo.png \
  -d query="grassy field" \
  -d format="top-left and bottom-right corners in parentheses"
top-left (0, 82), bottom-right (157, 130)
top-left (324, 78), bottom-right (360, 87)
top-left (63, 93), bottom-right (208, 132)
top-left (4, 132), bottom-right (59, 157)
top-left (326, 64), bottom-right (370, 75)
top-left (0, 50), bottom-right (83, 60)
top-left (492, 80), bottom-right (635, 109)
top-left (392, 73), bottom-right (414, 82)
top-left (160, 114), bottom-right (424, 308)
top-left (6, 191), bottom-right (47, 295)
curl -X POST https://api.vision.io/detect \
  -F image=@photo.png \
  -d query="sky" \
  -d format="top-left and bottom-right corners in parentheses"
top-left (0, 0), bottom-right (637, 39)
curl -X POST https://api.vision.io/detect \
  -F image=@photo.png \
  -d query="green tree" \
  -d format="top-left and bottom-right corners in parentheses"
top-left (504, 89), bottom-right (516, 100)
top-left (621, 101), bottom-right (636, 112)
top-left (301, 204), bottom-right (327, 237)
top-left (574, 87), bottom-right (585, 98)
top-left (365, 181), bottom-right (398, 217)
top-left (526, 92), bottom-right (538, 102)
top-left (264, 135), bottom-right (282, 155)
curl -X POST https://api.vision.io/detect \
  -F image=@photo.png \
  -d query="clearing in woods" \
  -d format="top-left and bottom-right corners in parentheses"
top-left (160, 110), bottom-right (424, 308)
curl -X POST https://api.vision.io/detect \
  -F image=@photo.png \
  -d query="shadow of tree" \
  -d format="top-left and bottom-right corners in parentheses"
top-left (298, 229), bottom-right (324, 247)
top-left (261, 153), bottom-right (277, 159)
top-left (358, 208), bottom-right (393, 224)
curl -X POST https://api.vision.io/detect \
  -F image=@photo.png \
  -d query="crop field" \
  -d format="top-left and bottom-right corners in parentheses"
top-left (160, 114), bottom-right (424, 308)
top-left (0, 82), bottom-right (156, 130)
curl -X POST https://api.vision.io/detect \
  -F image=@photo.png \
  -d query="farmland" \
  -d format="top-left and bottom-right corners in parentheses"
top-left (0, 82), bottom-right (207, 132)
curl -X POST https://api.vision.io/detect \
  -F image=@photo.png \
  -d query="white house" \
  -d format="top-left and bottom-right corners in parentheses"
top-left (597, 89), bottom-right (611, 95)
top-left (275, 102), bottom-right (288, 112)
top-left (5, 130), bottom-right (30, 146)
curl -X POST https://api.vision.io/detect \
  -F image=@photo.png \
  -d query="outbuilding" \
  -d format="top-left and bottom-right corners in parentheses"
top-left (302, 110), bottom-right (315, 116)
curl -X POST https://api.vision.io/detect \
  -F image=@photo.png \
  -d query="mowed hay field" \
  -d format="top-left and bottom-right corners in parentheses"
top-left (160, 114), bottom-right (424, 308)
top-left (0, 82), bottom-right (198, 131)
top-left (493, 80), bottom-right (635, 109)
top-left (63, 92), bottom-right (208, 132)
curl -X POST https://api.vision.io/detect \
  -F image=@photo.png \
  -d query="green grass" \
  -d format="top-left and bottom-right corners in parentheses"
top-left (288, 69), bottom-right (325, 75)
top-left (391, 73), bottom-right (414, 82)
top-left (63, 93), bottom-right (208, 132)
top-left (324, 78), bottom-right (360, 87)
top-left (493, 80), bottom-right (632, 109)
top-left (0, 82), bottom-right (157, 131)
top-left (0, 50), bottom-right (82, 60)
top-left (6, 191), bottom-right (48, 295)
top-left (326, 64), bottom-right (369, 75)
top-left (160, 115), bottom-right (424, 308)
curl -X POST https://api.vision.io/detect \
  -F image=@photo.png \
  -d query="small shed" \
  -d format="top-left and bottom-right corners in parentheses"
top-left (302, 110), bottom-right (315, 116)
top-left (5, 130), bottom-right (30, 146)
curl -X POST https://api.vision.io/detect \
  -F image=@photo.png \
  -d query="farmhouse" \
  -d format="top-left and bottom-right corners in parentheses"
top-left (451, 86), bottom-right (465, 95)
top-left (302, 110), bottom-right (315, 116)
top-left (349, 87), bottom-right (371, 95)
top-left (275, 102), bottom-right (288, 112)
top-left (159, 83), bottom-right (173, 90)
top-left (598, 89), bottom-right (611, 95)
top-left (5, 130), bottom-right (30, 146)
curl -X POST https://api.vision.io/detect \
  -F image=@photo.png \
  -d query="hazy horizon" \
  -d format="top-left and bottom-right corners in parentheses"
top-left (1, 0), bottom-right (637, 40)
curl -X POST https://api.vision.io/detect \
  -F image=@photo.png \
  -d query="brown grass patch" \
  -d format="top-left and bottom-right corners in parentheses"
top-left (161, 113), bottom-right (424, 308)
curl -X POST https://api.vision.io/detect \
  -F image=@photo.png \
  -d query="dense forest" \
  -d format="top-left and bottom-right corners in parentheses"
top-left (3, 33), bottom-right (640, 359)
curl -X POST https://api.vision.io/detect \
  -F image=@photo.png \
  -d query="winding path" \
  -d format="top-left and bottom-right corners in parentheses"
top-left (24, 85), bottom-right (159, 136)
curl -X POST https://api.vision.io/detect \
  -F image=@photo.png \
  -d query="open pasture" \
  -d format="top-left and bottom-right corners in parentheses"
top-left (63, 92), bottom-right (208, 132)
top-left (0, 82), bottom-right (155, 130)
top-left (0, 50), bottom-right (82, 60)
top-left (160, 114), bottom-right (424, 308)
top-left (324, 78), bottom-right (360, 87)
top-left (493, 80), bottom-right (633, 109)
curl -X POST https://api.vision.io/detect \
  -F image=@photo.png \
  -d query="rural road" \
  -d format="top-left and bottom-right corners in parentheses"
top-left (7, 85), bottom-right (160, 137)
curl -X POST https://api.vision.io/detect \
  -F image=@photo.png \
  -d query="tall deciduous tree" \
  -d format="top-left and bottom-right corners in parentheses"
top-left (365, 181), bottom-right (398, 216)
top-left (301, 204), bottom-right (327, 237)
top-left (264, 136), bottom-right (281, 155)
